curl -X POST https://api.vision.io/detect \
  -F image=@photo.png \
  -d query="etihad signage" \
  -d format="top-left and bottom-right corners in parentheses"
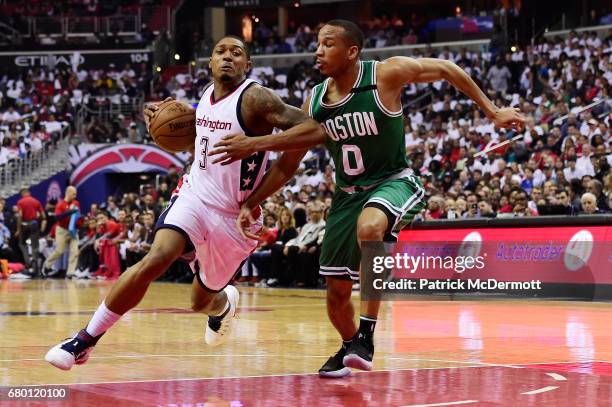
top-left (14, 54), bottom-right (84, 68)
top-left (0, 50), bottom-right (151, 73)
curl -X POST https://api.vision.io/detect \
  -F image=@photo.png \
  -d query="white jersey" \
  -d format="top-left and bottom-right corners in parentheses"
top-left (184, 78), bottom-right (269, 215)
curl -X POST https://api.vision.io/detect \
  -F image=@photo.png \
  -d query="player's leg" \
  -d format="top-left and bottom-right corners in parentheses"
top-left (318, 192), bottom-right (362, 378)
top-left (190, 271), bottom-right (240, 346)
top-left (325, 277), bottom-right (356, 340)
top-left (43, 228), bottom-right (69, 274)
top-left (318, 275), bottom-right (355, 378)
top-left (18, 224), bottom-right (33, 273)
top-left (66, 236), bottom-right (79, 277)
top-left (342, 206), bottom-right (388, 371)
top-left (193, 212), bottom-right (259, 346)
top-left (343, 175), bottom-right (426, 371)
top-left (45, 228), bottom-right (186, 370)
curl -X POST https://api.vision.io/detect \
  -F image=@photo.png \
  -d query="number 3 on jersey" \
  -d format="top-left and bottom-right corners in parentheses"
top-left (199, 136), bottom-right (209, 170)
top-left (342, 144), bottom-right (365, 176)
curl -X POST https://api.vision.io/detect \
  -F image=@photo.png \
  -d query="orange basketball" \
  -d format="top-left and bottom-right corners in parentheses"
top-left (149, 100), bottom-right (196, 153)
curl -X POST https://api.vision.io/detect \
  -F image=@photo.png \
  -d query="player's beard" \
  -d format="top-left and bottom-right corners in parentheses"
top-left (219, 73), bottom-right (233, 82)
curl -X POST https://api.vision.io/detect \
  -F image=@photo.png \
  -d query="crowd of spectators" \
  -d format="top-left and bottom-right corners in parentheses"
top-left (2, 26), bottom-right (612, 286)
top-left (246, 13), bottom-right (428, 56)
top-left (0, 62), bottom-right (152, 165)
top-left (0, 166), bottom-right (188, 281)
top-left (399, 28), bottom-right (611, 220)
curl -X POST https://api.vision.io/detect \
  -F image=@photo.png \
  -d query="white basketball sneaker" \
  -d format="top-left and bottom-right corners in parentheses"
top-left (45, 329), bottom-right (101, 370)
top-left (204, 285), bottom-right (239, 346)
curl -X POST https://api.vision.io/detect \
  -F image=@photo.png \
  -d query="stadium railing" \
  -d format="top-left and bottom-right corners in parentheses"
top-left (75, 96), bottom-right (144, 139)
top-left (2, 5), bottom-right (171, 43)
top-left (0, 124), bottom-right (71, 197)
top-left (543, 23), bottom-right (612, 40)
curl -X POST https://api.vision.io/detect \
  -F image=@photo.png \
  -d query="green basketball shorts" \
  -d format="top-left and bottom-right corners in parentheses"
top-left (319, 174), bottom-right (425, 281)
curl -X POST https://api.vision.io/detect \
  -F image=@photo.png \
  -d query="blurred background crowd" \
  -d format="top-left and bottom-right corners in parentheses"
top-left (0, 0), bottom-right (610, 287)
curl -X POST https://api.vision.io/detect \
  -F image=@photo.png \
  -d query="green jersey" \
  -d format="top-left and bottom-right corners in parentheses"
top-left (309, 60), bottom-right (408, 188)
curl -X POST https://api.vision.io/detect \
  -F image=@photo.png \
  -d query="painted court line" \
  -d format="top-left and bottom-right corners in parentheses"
top-left (22, 366), bottom-right (492, 387)
top-left (386, 357), bottom-right (523, 369)
top-left (521, 386), bottom-right (560, 395)
top-left (400, 400), bottom-right (478, 407)
top-left (0, 354), bottom-right (581, 367)
top-left (546, 372), bottom-right (567, 381)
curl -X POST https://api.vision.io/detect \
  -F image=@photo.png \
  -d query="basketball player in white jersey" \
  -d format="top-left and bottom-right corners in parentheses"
top-left (44, 36), bottom-right (325, 370)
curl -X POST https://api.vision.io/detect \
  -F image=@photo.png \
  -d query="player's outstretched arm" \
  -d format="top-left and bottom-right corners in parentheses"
top-left (210, 86), bottom-right (325, 165)
top-left (236, 149), bottom-right (307, 239)
top-left (378, 56), bottom-right (525, 130)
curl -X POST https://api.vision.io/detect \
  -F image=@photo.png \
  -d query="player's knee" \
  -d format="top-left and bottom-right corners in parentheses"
top-left (357, 220), bottom-right (386, 243)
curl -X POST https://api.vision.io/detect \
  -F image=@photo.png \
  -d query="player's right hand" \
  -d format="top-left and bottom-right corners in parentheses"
top-left (236, 204), bottom-right (261, 241)
top-left (143, 97), bottom-right (173, 132)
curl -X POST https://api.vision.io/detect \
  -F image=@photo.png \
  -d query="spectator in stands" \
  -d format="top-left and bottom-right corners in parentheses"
top-left (138, 211), bottom-right (155, 255)
top-left (120, 214), bottom-right (140, 267)
top-left (478, 200), bottom-right (496, 218)
top-left (255, 207), bottom-right (298, 287)
top-left (580, 192), bottom-right (601, 214)
top-left (238, 213), bottom-right (277, 284)
top-left (425, 196), bottom-right (445, 220)
top-left (0, 218), bottom-right (16, 262)
top-left (486, 58), bottom-right (512, 94)
top-left (278, 203), bottom-right (325, 287)
top-left (585, 179), bottom-right (610, 212)
top-left (16, 188), bottom-right (46, 276)
top-left (2, 106), bottom-right (21, 123)
top-left (91, 211), bottom-right (121, 279)
top-left (43, 186), bottom-right (81, 278)
top-left (139, 193), bottom-right (160, 218)
top-left (463, 194), bottom-right (480, 218)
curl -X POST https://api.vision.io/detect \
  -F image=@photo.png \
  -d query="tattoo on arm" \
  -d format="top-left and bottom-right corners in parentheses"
top-left (244, 85), bottom-right (308, 130)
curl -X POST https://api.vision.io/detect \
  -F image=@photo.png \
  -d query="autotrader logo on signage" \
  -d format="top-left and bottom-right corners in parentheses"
top-left (564, 230), bottom-right (594, 271)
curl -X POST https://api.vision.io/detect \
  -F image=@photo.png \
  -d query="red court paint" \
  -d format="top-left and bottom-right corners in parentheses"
top-left (10, 366), bottom-right (612, 407)
top-left (518, 361), bottom-right (612, 376)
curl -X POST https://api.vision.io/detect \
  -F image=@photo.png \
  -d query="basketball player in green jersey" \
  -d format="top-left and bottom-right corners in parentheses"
top-left (210, 20), bottom-right (525, 377)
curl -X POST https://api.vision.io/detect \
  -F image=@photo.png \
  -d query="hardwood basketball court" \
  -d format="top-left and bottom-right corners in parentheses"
top-left (1, 280), bottom-right (612, 406)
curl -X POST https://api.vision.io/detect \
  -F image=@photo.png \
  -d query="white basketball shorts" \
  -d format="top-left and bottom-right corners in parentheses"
top-left (155, 188), bottom-right (260, 292)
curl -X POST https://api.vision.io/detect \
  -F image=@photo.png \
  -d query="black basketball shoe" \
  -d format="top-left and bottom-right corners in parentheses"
top-left (318, 345), bottom-right (351, 378)
top-left (343, 332), bottom-right (374, 371)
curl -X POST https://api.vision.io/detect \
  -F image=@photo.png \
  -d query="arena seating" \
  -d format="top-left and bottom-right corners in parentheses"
top-left (0, 24), bottom-right (610, 285)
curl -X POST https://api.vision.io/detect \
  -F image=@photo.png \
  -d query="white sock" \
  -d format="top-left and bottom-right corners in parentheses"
top-left (85, 301), bottom-right (122, 337)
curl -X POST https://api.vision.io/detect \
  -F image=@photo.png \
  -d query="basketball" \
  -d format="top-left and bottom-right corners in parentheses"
top-left (149, 100), bottom-right (196, 153)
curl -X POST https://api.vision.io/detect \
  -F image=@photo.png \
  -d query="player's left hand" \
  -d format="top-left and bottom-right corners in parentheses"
top-left (209, 134), bottom-right (256, 165)
top-left (236, 204), bottom-right (261, 240)
top-left (490, 107), bottom-right (526, 132)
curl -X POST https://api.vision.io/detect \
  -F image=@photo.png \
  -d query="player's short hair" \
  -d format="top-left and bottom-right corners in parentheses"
top-left (214, 35), bottom-right (251, 59)
top-left (326, 19), bottom-right (364, 53)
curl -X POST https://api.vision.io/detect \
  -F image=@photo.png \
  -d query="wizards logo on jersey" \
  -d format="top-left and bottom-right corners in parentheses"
top-left (239, 151), bottom-right (265, 191)
top-left (196, 115), bottom-right (233, 132)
